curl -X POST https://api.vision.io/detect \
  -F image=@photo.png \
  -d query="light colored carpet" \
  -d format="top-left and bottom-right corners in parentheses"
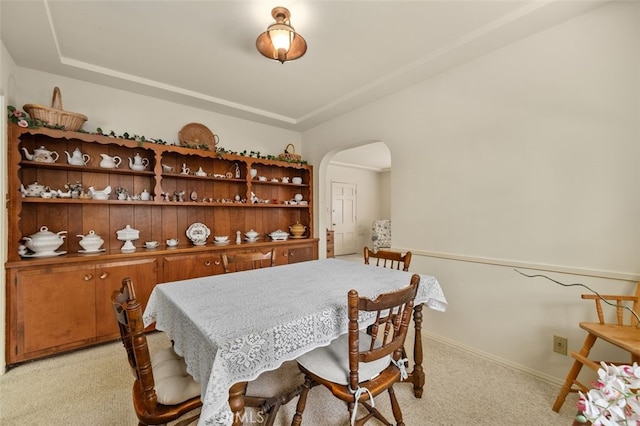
top-left (0, 330), bottom-right (579, 425)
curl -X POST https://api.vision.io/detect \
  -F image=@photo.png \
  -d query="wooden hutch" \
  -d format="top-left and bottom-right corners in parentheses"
top-left (5, 124), bottom-right (317, 365)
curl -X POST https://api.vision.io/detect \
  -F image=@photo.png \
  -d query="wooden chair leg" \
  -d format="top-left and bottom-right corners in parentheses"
top-left (291, 376), bottom-right (312, 426)
top-left (552, 333), bottom-right (597, 412)
top-left (388, 386), bottom-right (404, 426)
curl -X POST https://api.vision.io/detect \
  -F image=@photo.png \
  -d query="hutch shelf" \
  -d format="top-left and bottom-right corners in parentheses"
top-left (5, 124), bottom-right (317, 365)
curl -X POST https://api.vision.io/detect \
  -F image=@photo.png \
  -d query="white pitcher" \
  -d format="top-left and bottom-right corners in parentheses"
top-left (99, 153), bottom-right (121, 168)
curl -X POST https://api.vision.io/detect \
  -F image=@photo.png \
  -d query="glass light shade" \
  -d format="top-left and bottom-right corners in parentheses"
top-left (269, 28), bottom-right (292, 52)
top-left (256, 7), bottom-right (307, 64)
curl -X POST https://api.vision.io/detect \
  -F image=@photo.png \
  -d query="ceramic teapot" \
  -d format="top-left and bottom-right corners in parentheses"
top-left (22, 226), bottom-right (67, 254)
top-left (22, 146), bottom-right (59, 163)
top-left (128, 153), bottom-right (149, 171)
top-left (99, 153), bottom-right (121, 168)
top-left (65, 148), bottom-right (91, 166)
top-left (76, 230), bottom-right (104, 252)
top-left (20, 181), bottom-right (46, 197)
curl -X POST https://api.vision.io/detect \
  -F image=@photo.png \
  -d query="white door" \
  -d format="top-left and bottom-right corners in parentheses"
top-left (331, 182), bottom-right (357, 255)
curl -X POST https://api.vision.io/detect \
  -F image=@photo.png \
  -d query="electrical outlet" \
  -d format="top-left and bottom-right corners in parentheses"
top-left (553, 335), bottom-right (568, 355)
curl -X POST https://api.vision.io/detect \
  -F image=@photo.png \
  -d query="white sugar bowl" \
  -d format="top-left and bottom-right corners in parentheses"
top-left (77, 230), bottom-right (104, 252)
top-left (245, 229), bottom-right (259, 240)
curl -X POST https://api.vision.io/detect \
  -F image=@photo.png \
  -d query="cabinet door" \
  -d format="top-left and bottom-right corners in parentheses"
top-left (162, 253), bottom-right (223, 282)
top-left (16, 265), bottom-right (97, 358)
top-left (94, 258), bottom-right (158, 338)
top-left (288, 244), bottom-right (316, 264)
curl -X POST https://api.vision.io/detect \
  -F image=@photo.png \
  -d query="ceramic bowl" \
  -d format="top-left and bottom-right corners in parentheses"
top-left (292, 177), bottom-right (302, 184)
top-left (213, 235), bottom-right (229, 243)
top-left (144, 241), bottom-right (159, 248)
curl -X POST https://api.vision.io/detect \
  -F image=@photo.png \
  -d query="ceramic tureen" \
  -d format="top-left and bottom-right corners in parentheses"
top-left (22, 226), bottom-right (67, 254)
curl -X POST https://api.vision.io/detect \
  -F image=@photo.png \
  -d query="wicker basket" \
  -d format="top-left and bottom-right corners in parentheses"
top-left (23, 87), bottom-right (87, 131)
top-left (278, 143), bottom-right (302, 162)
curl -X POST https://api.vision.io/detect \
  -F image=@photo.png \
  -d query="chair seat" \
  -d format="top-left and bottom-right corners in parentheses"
top-left (297, 331), bottom-right (391, 385)
top-left (579, 322), bottom-right (640, 355)
top-left (151, 347), bottom-right (201, 405)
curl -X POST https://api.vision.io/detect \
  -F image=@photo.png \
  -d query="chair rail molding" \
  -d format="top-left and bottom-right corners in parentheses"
top-left (397, 248), bottom-right (640, 283)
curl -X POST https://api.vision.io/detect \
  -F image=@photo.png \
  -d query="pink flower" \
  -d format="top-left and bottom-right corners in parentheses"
top-left (12, 110), bottom-right (23, 118)
top-left (17, 119), bottom-right (28, 128)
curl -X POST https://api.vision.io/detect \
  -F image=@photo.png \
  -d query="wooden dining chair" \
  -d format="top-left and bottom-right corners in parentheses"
top-left (222, 249), bottom-right (276, 273)
top-left (113, 277), bottom-right (292, 426)
top-left (364, 246), bottom-right (412, 271)
top-left (552, 281), bottom-right (640, 412)
top-left (291, 274), bottom-right (420, 426)
top-left (112, 277), bottom-right (202, 426)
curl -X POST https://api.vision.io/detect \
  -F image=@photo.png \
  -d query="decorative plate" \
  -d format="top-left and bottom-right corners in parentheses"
top-left (179, 123), bottom-right (219, 150)
top-left (186, 222), bottom-right (211, 244)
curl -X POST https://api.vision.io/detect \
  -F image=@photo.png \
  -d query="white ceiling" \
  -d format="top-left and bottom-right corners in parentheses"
top-left (1, 0), bottom-right (609, 135)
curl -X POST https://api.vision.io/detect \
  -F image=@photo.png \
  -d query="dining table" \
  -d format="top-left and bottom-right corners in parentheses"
top-left (143, 258), bottom-right (448, 426)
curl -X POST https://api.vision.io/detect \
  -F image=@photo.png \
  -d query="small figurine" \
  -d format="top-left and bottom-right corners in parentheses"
top-left (173, 190), bottom-right (185, 202)
top-left (236, 231), bottom-right (241, 244)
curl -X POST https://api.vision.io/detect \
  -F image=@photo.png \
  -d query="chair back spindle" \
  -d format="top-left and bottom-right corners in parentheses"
top-left (363, 247), bottom-right (411, 271)
top-left (222, 249), bottom-right (276, 273)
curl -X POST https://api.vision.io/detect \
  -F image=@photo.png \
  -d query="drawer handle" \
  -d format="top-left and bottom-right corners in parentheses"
top-left (283, 253), bottom-right (288, 257)
top-left (204, 260), bottom-right (211, 266)
top-left (214, 260), bottom-right (220, 265)
top-left (99, 272), bottom-right (108, 279)
top-left (83, 274), bottom-right (93, 281)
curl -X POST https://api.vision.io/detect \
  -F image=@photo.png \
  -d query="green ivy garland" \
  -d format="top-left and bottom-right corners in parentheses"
top-left (7, 106), bottom-right (306, 164)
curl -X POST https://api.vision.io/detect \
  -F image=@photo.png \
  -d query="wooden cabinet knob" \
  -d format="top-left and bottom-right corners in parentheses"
top-left (214, 260), bottom-right (221, 265)
top-left (83, 274), bottom-right (93, 281)
top-left (99, 272), bottom-right (108, 279)
top-left (204, 260), bottom-right (211, 266)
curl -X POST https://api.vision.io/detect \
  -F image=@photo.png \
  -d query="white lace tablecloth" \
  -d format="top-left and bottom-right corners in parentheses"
top-left (143, 258), bottom-right (447, 425)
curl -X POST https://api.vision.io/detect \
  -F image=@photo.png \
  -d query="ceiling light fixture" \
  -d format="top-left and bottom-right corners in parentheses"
top-left (256, 7), bottom-right (307, 64)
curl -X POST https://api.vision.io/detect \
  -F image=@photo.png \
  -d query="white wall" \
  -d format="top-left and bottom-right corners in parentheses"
top-left (379, 171), bottom-right (391, 219)
top-left (304, 1), bottom-right (640, 383)
top-left (6, 68), bottom-right (302, 155)
top-left (326, 163), bottom-right (386, 252)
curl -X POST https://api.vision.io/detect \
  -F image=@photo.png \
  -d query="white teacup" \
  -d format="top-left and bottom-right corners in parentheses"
top-left (162, 164), bottom-right (175, 173)
top-left (213, 235), bottom-right (229, 243)
top-left (166, 239), bottom-right (179, 247)
top-left (144, 241), bottom-right (158, 249)
top-left (258, 176), bottom-right (267, 181)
